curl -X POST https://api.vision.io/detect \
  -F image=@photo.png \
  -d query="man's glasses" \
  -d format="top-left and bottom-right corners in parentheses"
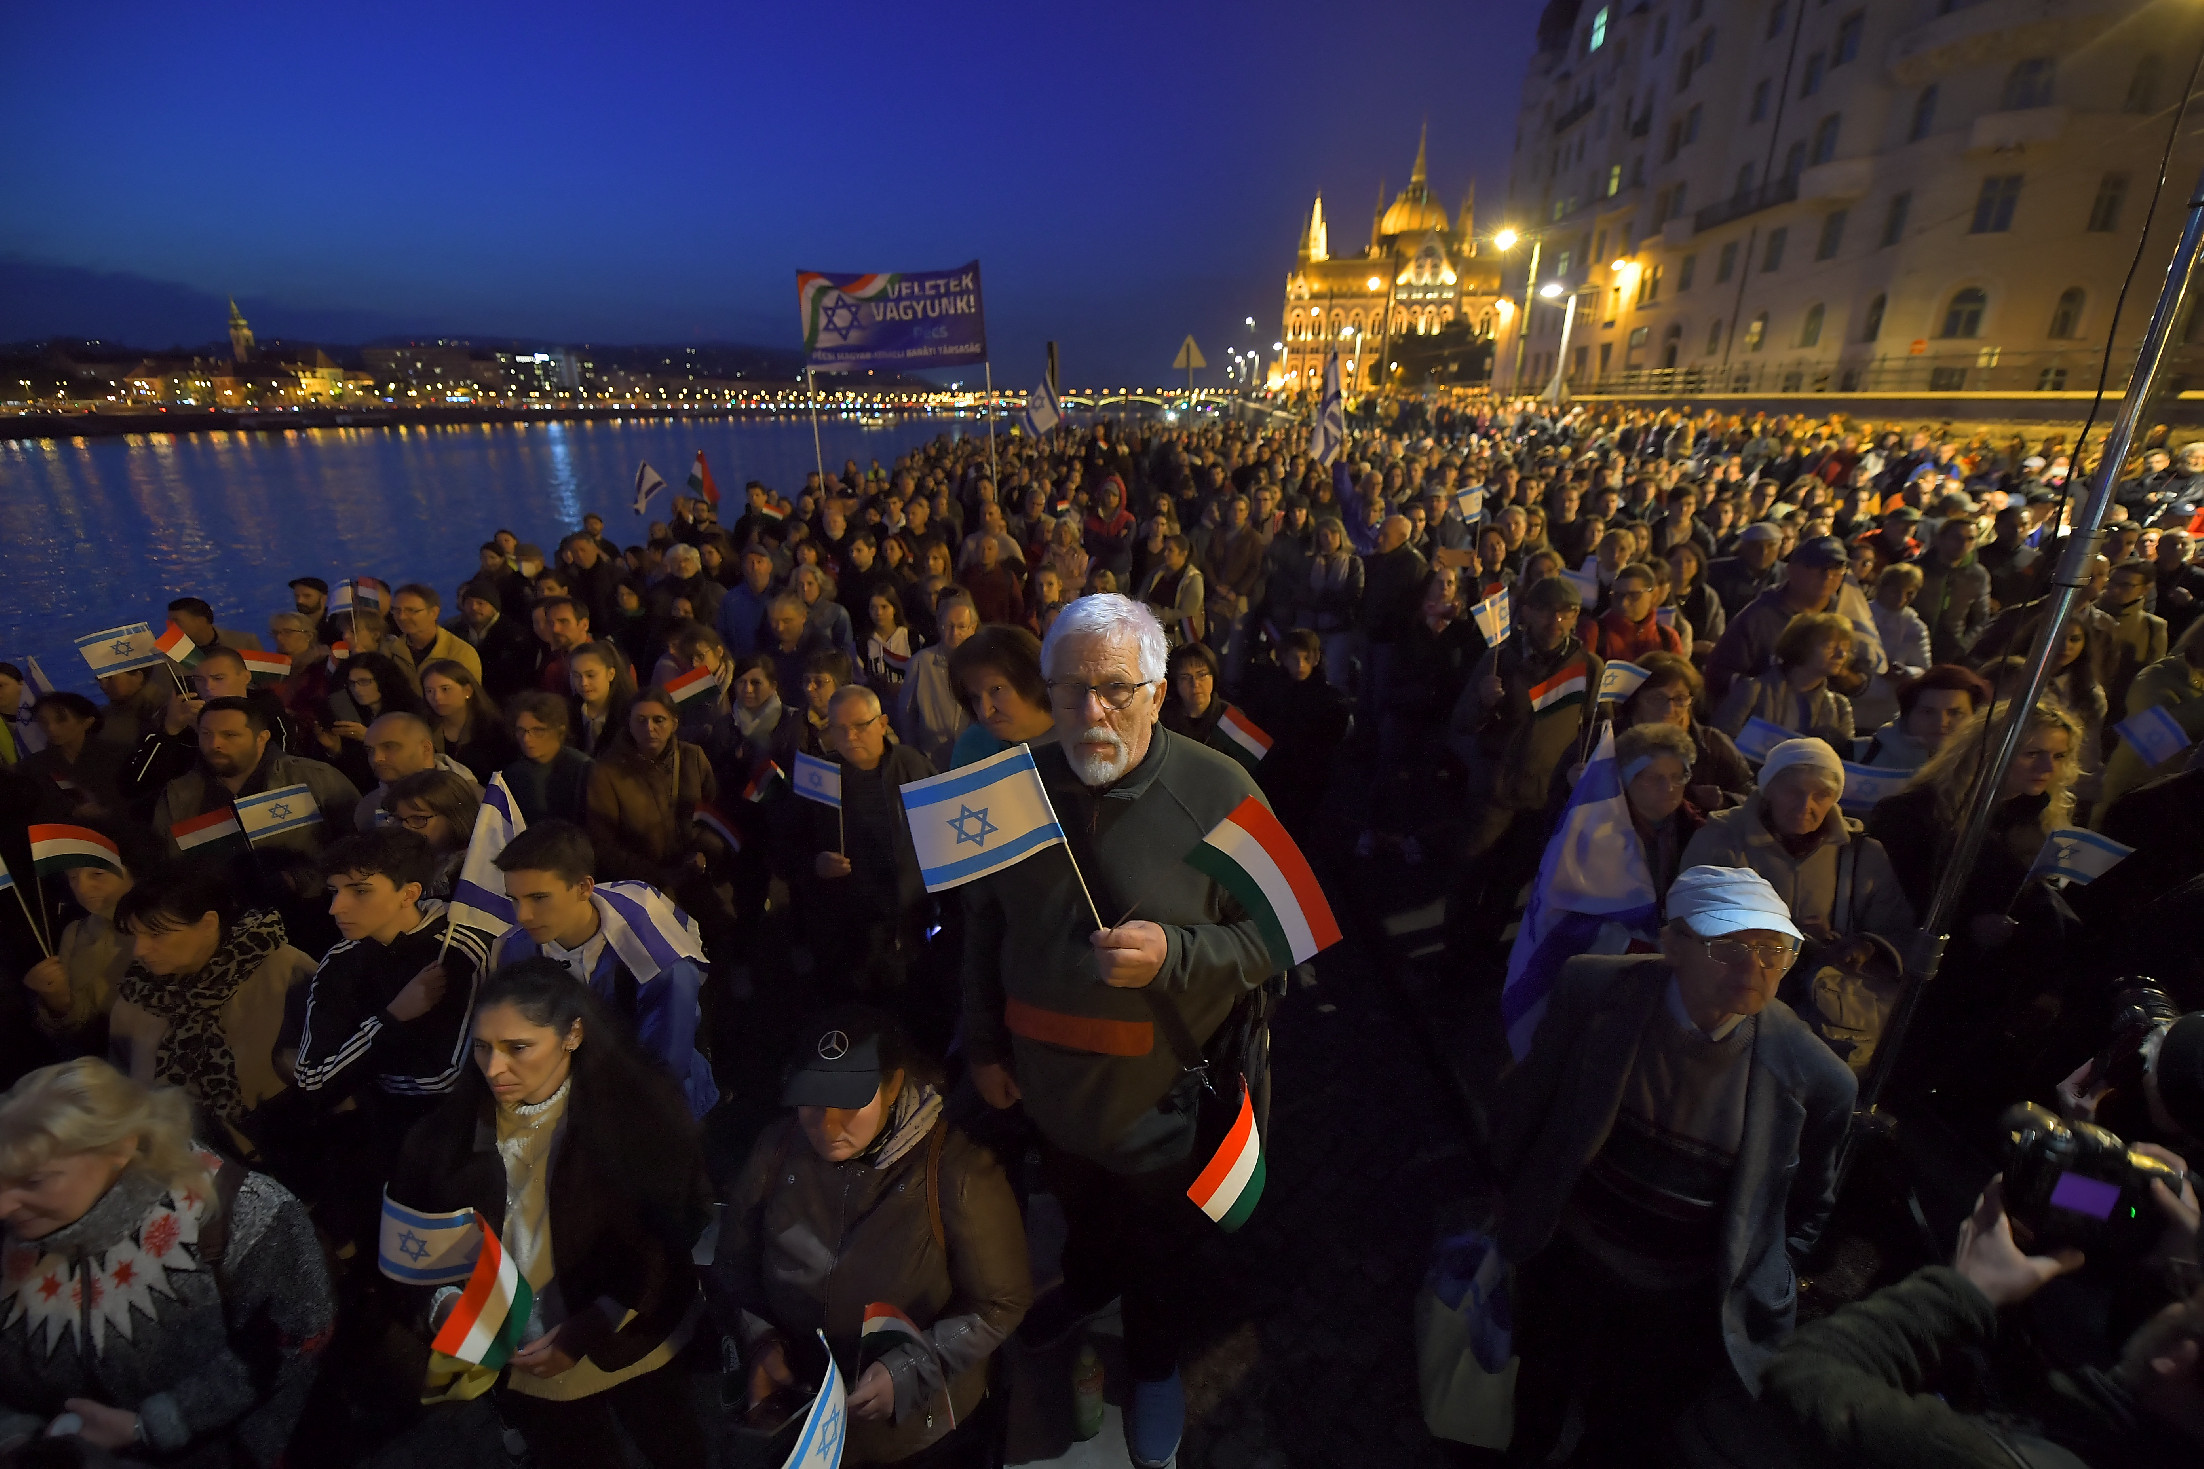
top-left (1046, 679), bottom-right (1153, 711)
top-left (1696, 936), bottom-right (1801, 971)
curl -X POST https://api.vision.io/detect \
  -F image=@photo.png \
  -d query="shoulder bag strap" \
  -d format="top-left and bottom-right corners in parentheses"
top-left (925, 1119), bottom-right (947, 1253)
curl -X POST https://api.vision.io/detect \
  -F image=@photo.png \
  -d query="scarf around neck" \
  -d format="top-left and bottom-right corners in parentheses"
top-left (120, 909), bottom-right (286, 1123)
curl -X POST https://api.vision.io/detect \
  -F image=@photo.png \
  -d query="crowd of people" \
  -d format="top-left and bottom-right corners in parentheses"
top-left (0, 395), bottom-right (2199, 1468)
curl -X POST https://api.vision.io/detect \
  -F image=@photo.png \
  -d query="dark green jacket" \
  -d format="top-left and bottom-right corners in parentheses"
top-left (960, 730), bottom-right (1275, 1173)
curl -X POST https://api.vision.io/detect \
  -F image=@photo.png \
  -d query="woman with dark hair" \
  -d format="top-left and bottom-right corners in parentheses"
top-left (861, 591), bottom-right (915, 700)
top-left (1614, 651), bottom-right (1754, 811)
top-left (23, 690), bottom-right (126, 815)
top-left (945, 623), bottom-right (1053, 768)
top-left (1666, 538), bottom-right (1726, 660)
top-left (419, 657), bottom-right (516, 783)
top-left (501, 690), bottom-right (594, 825)
top-left (321, 651), bottom-right (421, 791)
top-left (388, 961), bottom-right (712, 1469)
top-left (1162, 641), bottom-right (1227, 745)
top-left (1859, 663), bottom-right (1994, 774)
top-left (709, 1007), bottom-right (1030, 1467)
top-left (727, 654), bottom-right (787, 764)
top-left (567, 640), bottom-right (637, 759)
top-left (385, 767), bottom-right (482, 894)
top-left (109, 864), bottom-right (318, 1139)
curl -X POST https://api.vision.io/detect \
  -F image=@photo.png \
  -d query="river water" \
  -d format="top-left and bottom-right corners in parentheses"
top-left (0, 415), bottom-right (965, 689)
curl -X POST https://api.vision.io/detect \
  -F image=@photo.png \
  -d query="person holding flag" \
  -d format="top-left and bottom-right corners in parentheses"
top-left (385, 961), bottom-right (712, 1468)
top-left (708, 1007), bottom-right (1032, 1466)
top-left (1307, 346), bottom-right (1345, 468)
top-left (18, 821), bottom-right (152, 1063)
top-left (959, 595), bottom-right (1328, 1469)
top-left (148, 698), bottom-right (359, 859)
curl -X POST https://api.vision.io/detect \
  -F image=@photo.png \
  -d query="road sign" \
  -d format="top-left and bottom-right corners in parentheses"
top-left (1172, 336), bottom-right (1207, 370)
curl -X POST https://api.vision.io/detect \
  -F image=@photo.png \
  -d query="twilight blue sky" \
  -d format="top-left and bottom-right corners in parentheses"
top-left (0, 1), bottom-right (1536, 382)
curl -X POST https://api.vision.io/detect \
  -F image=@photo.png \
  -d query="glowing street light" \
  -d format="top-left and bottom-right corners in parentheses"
top-left (1366, 276), bottom-right (1382, 290)
top-left (1493, 228), bottom-right (1520, 251)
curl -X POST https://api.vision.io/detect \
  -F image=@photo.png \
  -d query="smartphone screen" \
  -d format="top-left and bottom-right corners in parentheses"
top-left (2048, 1170), bottom-right (2122, 1220)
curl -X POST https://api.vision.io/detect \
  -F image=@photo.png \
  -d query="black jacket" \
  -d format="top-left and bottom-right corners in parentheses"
top-left (289, 905), bottom-right (488, 1101)
top-left (450, 612), bottom-right (539, 703)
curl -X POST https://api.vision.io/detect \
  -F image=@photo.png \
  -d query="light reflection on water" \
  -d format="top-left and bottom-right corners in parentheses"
top-left (0, 416), bottom-right (956, 687)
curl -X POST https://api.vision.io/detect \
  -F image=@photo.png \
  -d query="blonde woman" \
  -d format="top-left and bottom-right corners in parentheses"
top-left (0, 1060), bottom-right (332, 1460)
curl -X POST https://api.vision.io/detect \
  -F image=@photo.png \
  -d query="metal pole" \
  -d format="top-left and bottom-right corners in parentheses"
top-left (1540, 294), bottom-right (1579, 404)
top-left (805, 367), bottom-right (826, 491)
top-left (1858, 167), bottom-right (2204, 1120)
top-left (983, 359), bottom-right (998, 484)
top-left (1510, 238), bottom-right (1541, 396)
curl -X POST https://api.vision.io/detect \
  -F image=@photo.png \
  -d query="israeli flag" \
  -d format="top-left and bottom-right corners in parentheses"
top-left (1308, 348), bottom-right (1345, 467)
top-left (633, 461), bottom-right (667, 517)
top-left (377, 1192), bottom-right (481, 1285)
top-left (2029, 827), bottom-right (2135, 886)
top-left (76, 623), bottom-right (163, 677)
top-left (1598, 661), bottom-right (1651, 703)
top-left (898, 743), bottom-right (1067, 893)
top-left (23, 657), bottom-right (58, 698)
top-left (328, 580), bottom-right (358, 617)
top-left (1454, 488), bottom-right (1485, 522)
top-left (1469, 590), bottom-right (1512, 646)
top-left (2115, 705), bottom-right (2190, 768)
top-left (1021, 377), bottom-right (1063, 437)
top-left (449, 773), bottom-right (526, 937)
top-left (1560, 565), bottom-right (1600, 603)
top-left (1837, 760), bottom-right (1910, 816)
top-left (235, 784), bottom-right (320, 843)
top-left (792, 750), bottom-right (843, 808)
top-left (1733, 717), bottom-right (1792, 764)
top-left (1502, 726), bottom-right (1659, 1058)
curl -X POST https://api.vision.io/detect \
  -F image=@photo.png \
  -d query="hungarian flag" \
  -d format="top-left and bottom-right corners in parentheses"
top-left (1187, 1080), bottom-right (1265, 1233)
top-left (153, 622), bottom-right (203, 669)
top-left (664, 665), bottom-right (718, 706)
top-left (741, 756), bottom-right (783, 803)
top-left (687, 451), bottom-right (721, 507)
top-left (28, 824), bottom-right (125, 877)
top-left (1527, 657), bottom-right (1590, 717)
top-left (170, 806), bottom-right (247, 859)
top-left (1213, 705), bottom-right (1272, 767)
top-left (429, 1214), bottom-right (533, 1369)
top-left (859, 1303), bottom-right (953, 1426)
top-left (1183, 795), bottom-right (1340, 971)
top-left (327, 640), bottom-right (351, 672)
top-left (241, 650), bottom-right (292, 684)
top-left (356, 576), bottom-right (392, 609)
top-left (692, 803), bottom-right (741, 854)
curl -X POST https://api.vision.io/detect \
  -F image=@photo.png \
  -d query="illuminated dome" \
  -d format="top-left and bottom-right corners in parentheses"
top-left (1378, 128), bottom-right (1450, 237)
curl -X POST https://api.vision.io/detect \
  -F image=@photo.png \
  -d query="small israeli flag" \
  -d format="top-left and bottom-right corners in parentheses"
top-left (1469, 590), bottom-right (1512, 646)
top-left (899, 743), bottom-right (1068, 892)
top-left (1560, 566), bottom-right (1600, 603)
top-left (1837, 760), bottom-right (1910, 815)
top-left (377, 1192), bottom-right (481, 1285)
top-left (1454, 488), bottom-right (1485, 522)
top-left (1598, 661), bottom-right (1651, 703)
top-left (328, 580), bottom-right (358, 617)
top-left (2029, 827), bottom-right (2135, 886)
top-left (1308, 348), bottom-right (1345, 467)
top-left (22, 657), bottom-right (58, 698)
top-left (235, 784), bottom-right (320, 843)
top-left (1021, 378), bottom-right (1063, 437)
top-left (633, 461), bottom-right (667, 517)
top-left (1733, 717), bottom-right (1792, 764)
top-left (449, 773), bottom-right (526, 937)
top-left (2114, 705), bottom-right (2190, 768)
top-left (792, 750), bottom-right (842, 808)
top-left (75, 623), bottom-right (163, 677)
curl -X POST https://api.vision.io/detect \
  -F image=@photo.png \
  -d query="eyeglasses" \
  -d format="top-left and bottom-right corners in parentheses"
top-left (1046, 679), bottom-right (1154, 711)
top-left (1696, 936), bottom-right (1801, 971)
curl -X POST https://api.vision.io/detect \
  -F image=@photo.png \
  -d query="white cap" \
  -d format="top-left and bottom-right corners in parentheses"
top-left (1760, 738), bottom-right (1846, 797)
top-left (1667, 865), bottom-right (1806, 942)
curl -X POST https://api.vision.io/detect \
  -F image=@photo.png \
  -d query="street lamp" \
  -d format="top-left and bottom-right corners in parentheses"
top-left (1497, 226), bottom-right (1545, 397)
top-left (1493, 228), bottom-right (1520, 252)
top-left (1538, 281), bottom-right (1564, 299)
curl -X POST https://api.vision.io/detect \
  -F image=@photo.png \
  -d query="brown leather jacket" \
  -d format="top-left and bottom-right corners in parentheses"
top-left (583, 734), bottom-right (715, 888)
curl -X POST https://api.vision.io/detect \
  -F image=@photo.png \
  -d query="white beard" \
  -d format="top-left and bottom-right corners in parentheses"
top-left (1065, 726), bottom-right (1132, 787)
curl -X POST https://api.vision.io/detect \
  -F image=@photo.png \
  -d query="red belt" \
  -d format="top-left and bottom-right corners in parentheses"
top-left (1004, 998), bottom-right (1153, 1057)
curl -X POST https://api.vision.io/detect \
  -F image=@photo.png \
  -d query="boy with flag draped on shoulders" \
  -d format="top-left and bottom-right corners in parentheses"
top-left (960, 595), bottom-right (1328, 1469)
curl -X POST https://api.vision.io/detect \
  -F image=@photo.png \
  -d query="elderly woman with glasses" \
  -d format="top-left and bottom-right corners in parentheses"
top-left (1613, 651), bottom-right (1753, 812)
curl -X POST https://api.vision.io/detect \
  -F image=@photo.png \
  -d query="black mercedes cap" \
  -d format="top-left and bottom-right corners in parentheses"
top-left (781, 1006), bottom-right (892, 1109)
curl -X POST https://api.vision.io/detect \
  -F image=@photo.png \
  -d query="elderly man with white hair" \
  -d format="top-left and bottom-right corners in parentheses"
top-left (961, 593), bottom-right (1277, 1469)
top-left (1489, 863), bottom-right (1859, 1465)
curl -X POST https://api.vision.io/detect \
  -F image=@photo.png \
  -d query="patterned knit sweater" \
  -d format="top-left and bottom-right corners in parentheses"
top-left (0, 1162), bottom-right (334, 1465)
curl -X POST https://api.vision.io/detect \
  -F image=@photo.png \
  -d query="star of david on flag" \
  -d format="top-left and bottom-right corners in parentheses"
top-left (2028, 826), bottom-right (2135, 887)
top-left (898, 743), bottom-right (1066, 892)
top-left (234, 784), bottom-right (320, 844)
top-left (376, 1192), bottom-right (481, 1285)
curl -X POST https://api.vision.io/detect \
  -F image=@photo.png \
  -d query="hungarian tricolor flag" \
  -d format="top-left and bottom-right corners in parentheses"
top-left (1188, 1080), bottom-right (1265, 1233)
top-left (859, 1303), bottom-right (953, 1425)
top-left (1528, 658), bottom-right (1590, 717)
top-left (691, 804), bottom-right (741, 854)
top-left (171, 806), bottom-right (247, 859)
top-left (153, 622), bottom-right (203, 668)
top-left (664, 665), bottom-right (718, 706)
top-left (241, 650), bottom-right (292, 684)
top-left (686, 451), bottom-right (721, 507)
top-left (1214, 705), bottom-right (1272, 767)
top-left (1183, 795), bottom-right (1340, 971)
top-left (327, 640), bottom-right (351, 672)
top-left (28, 824), bottom-right (125, 877)
top-left (430, 1214), bottom-right (533, 1369)
top-left (741, 757), bottom-right (783, 803)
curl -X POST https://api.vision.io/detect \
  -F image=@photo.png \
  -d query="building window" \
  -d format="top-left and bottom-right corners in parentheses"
top-left (1801, 52), bottom-right (1826, 98)
top-left (2125, 55), bottom-right (2161, 114)
top-left (1699, 28), bottom-right (1715, 63)
top-left (1833, 12), bottom-right (1863, 64)
top-left (1716, 240), bottom-right (1738, 282)
top-left (1689, 0), bottom-right (1703, 18)
top-left (2088, 173), bottom-right (2128, 233)
top-left (1736, 162), bottom-right (1757, 197)
top-left (2048, 287), bottom-right (2085, 339)
top-left (1629, 326), bottom-right (1651, 348)
top-left (1767, 3), bottom-right (1786, 39)
top-left (1607, 164), bottom-right (1623, 196)
top-left (1810, 114), bottom-right (1841, 164)
top-left (2002, 57), bottom-right (2055, 110)
top-left (1663, 324), bottom-right (1683, 367)
top-left (1708, 318), bottom-right (1725, 353)
top-left (1652, 14), bottom-right (1669, 53)
top-left (1642, 263), bottom-right (1664, 303)
top-left (2038, 367), bottom-right (2069, 390)
top-left (1816, 209), bottom-right (1847, 260)
top-left (1862, 293), bottom-right (1885, 342)
top-left (1939, 287), bottom-right (1987, 339)
top-left (1679, 52), bottom-right (1696, 90)
top-left (1930, 366), bottom-right (1968, 390)
top-left (1685, 103), bottom-right (1703, 143)
top-left (1782, 142), bottom-right (1806, 180)
top-left (1680, 253), bottom-right (1698, 290)
top-left (1800, 303), bottom-right (1825, 347)
top-left (1665, 120), bottom-right (1684, 162)
top-left (1555, 249), bottom-right (1573, 275)
top-left (1750, 79), bottom-right (1771, 122)
top-left (1589, 4), bottom-right (1609, 51)
top-left (1746, 311), bottom-right (1769, 350)
top-left (1909, 85), bottom-right (1938, 141)
top-left (1764, 227), bottom-right (1788, 270)
top-left (1880, 191), bottom-right (1911, 247)
top-left (1970, 175), bottom-right (2022, 233)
